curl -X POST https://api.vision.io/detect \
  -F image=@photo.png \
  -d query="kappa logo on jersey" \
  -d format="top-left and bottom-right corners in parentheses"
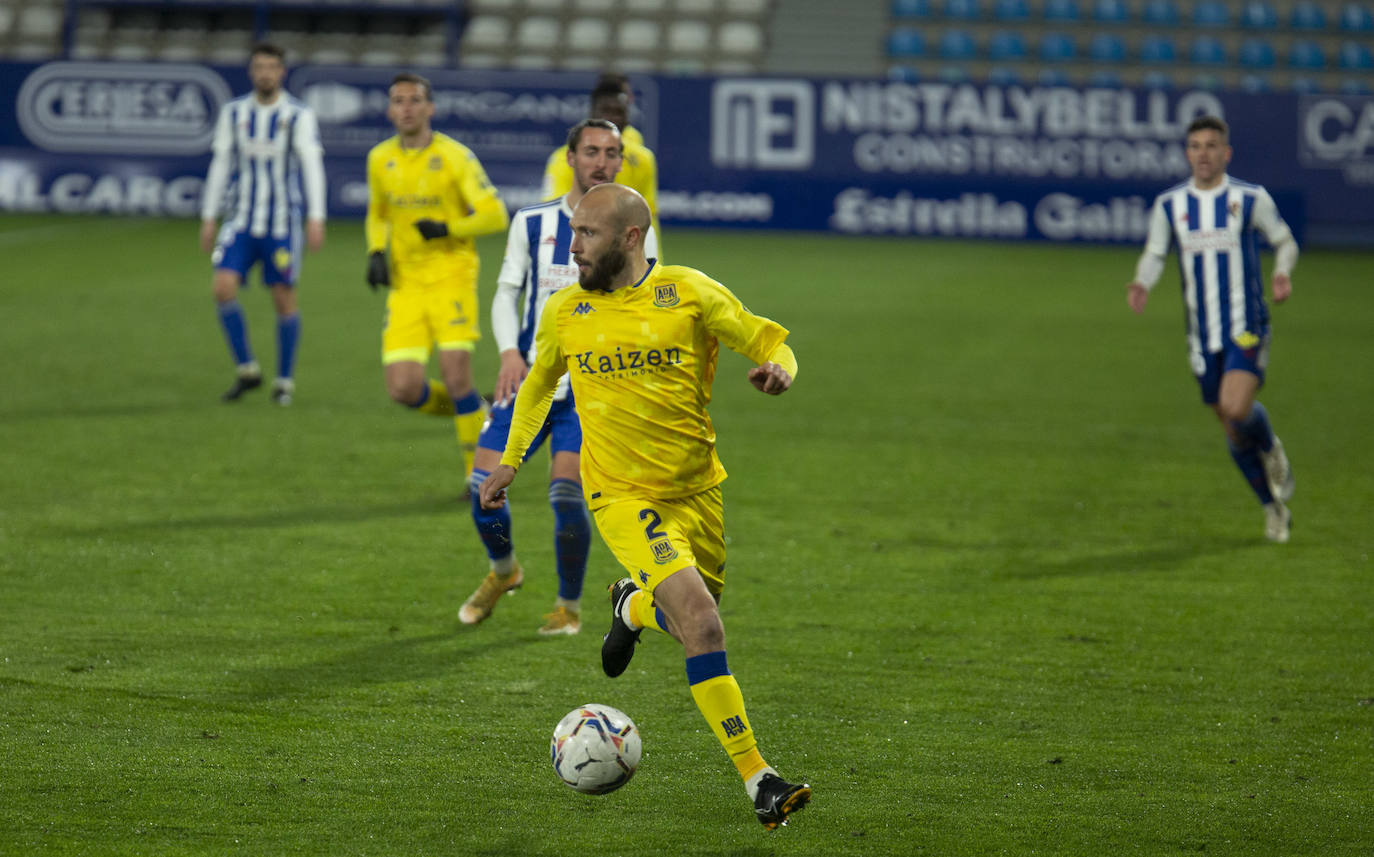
top-left (653, 283), bottom-right (680, 308)
top-left (572, 302), bottom-right (595, 316)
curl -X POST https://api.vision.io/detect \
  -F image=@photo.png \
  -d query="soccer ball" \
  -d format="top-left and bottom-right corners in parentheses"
top-left (550, 703), bottom-right (642, 795)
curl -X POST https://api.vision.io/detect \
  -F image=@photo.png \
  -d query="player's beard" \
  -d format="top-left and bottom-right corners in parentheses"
top-left (579, 243), bottom-right (627, 292)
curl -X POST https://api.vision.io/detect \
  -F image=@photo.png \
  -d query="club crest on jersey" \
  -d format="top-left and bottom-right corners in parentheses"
top-left (572, 302), bottom-right (595, 316)
top-left (653, 283), bottom-right (680, 308)
top-left (651, 538), bottom-right (679, 565)
top-left (1229, 200), bottom-right (1241, 217)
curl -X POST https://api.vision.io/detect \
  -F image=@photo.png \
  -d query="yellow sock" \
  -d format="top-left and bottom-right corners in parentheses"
top-left (413, 380), bottom-right (454, 416)
top-left (628, 590), bottom-right (668, 635)
top-left (686, 652), bottom-right (768, 782)
top-left (454, 408), bottom-right (485, 478)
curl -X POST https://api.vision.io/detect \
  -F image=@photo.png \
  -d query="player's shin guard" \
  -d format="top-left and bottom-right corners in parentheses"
top-left (686, 651), bottom-right (768, 783)
top-left (216, 299), bottom-right (254, 366)
top-left (453, 390), bottom-right (485, 478)
top-left (1228, 438), bottom-right (1275, 505)
top-left (276, 312), bottom-right (300, 381)
top-left (409, 380), bottom-right (456, 416)
top-left (468, 469), bottom-right (513, 562)
top-left (549, 479), bottom-right (590, 602)
top-left (1231, 401), bottom-right (1276, 453)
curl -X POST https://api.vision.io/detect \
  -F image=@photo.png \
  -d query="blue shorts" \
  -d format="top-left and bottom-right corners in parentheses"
top-left (478, 394), bottom-right (582, 459)
top-left (212, 225), bottom-right (301, 287)
top-left (1195, 333), bottom-right (1269, 405)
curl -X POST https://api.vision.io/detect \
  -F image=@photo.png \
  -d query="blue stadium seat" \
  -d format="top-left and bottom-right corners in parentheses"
top-left (1341, 3), bottom-right (1374, 31)
top-left (987, 65), bottom-right (1023, 85)
top-left (1240, 0), bottom-right (1278, 28)
top-left (892, 0), bottom-right (933, 18)
top-left (1290, 39), bottom-right (1327, 68)
top-left (1040, 31), bottom-right (1077, 61)
top-left (1239, 38), bottom-right (1276, 68)
top-left (939, 28), bottom-right (978, 59)
top-left (1141, 0), bottom-right (1180, 26)
top-left (1340, 77), bottom-right (1373, 93)
top-left (1142, 70), bottom-right (1174, 89)
top-left (942, 0), bottom-right (981, 20)
top-left (1189, 35), bottom-right (1226, 65)
top-left (1339, 40), bottom-right (1374, 69)
top-left (1139, 34), bottom-right (1178, 63)
top-left (1038, 68), bottom-right (1072, 86)
top-left (1192, 0), bottom-right (1228, 27)
top-left (1087, 69), bottom-right (1123, 87)
top-left (988, 30), bottom-right (1028, 60)
top-left (939, 65), bottom-right (972, 82)
top-left (993, 0), bottom-right (1030, 22)
top-left (1290, 75), bottom-right (1321, 93)
top-left (888, 64), bottom-right (921, 81)
top-left (1092, 0), bottom-right (1130, 24)
top-left (1240, 73), bottom-right (1271, 92)
top-left (1043, 0), bottom-right (1082, 23)
top-left (1192, 73), bottom-right (1223, 91)
top-left (1089, 32), bottom-right (1125, 62)
top-left (1290, 1), bottom-right (1327, 30)
top-left (888, 28), bottom-right (928, 57)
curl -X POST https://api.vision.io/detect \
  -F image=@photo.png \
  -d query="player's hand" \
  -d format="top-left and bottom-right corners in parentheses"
top-left (748, 362), bottom-right (792, 395)
top-left (199, 219), bottom-right (217, 254)
top-left (1271, 273), bottom-right (1292, 304)
top-left (366, 252), bottom-right (390, 291)
top-left (306, 218), bottom-right (326, 253)
top-left (1127, 282), bottom-right (1149, 314)
top-left (495, 349), bottom-right (529, 405)
top-left (415, 219), bottom-right (449, 240)
top-left (480, 464), bottom-right (517, 510)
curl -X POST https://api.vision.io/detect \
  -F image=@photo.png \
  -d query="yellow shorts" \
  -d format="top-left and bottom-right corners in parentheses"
top-left (381, 279), bottom-right (480, 365)
top-left (592, 486), bottom-right (726, 596)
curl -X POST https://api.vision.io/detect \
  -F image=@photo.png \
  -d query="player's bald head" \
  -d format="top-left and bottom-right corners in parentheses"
top-left (580, 183), bottom-right (650, 235)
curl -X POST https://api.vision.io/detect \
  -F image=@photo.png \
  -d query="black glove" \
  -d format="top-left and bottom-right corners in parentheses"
top-left (366, 252), bottom-right (389, 290)
top-left (414, 219), bottom-right (449, 240)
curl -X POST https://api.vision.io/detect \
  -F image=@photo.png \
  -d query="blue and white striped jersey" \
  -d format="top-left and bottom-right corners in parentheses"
top-left (1138, 175), bottom-right (1294, 370)
top-left (492, 196), bottom-right (659, 401)
top-left (200, 92), bottom-right (326, 238)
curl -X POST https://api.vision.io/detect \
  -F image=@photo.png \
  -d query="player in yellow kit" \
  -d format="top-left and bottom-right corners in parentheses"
top-left (365, 73), bottom-right (509, 478)
top-left (478, 184), bottom-right (810, 830)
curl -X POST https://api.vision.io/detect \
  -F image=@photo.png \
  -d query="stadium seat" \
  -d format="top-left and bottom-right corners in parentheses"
top-left (1290, 75), bottom-right (1321, 93)
top-left (618, 19), bottom-right (662, 52)
top-left (569, 17), bottom-right (613, 50)
top-left (1141, 0), bottom-right (1180, 26)
top-left (1087, 69), bottom-right (1123, 86)
top-left (888, 27), bottom-right (928, 58)
top-left (623, 0), bottom-right (669, 14)
top-left (892, 0), bottom-right (933, 18)
top-left (1038, 67), bottom-right (1072, 85)
top-left (1340, 40), bottom-right (1374, 69)
top-left (1341, 3), bottom-right (1374, 31)
top-left (993, 0), bottom-right (1030, 22)
top-left (1189, 35), bottom-right (1226, 65)
top-left (888, 64), bottom-right (921, 81)
top-left (1240, 73), bottom-right (1271, 92)
top-left (939, 28), bottom-right (977, 59)
top-left (1192, 0), bottom-right (1228, 27)
top-left (1290, 1), bottom-right (1327, 30)
top-left (1088, 32), bottom-right (1125, 62)
top-left (1092, 0), bottom-right (1130, 24)
top-left (939, 65), bottom-right (972, 82)
top-left (1139, 34), bottom-right (1178, 63)
top-left (1043, 0), bottom-right (1082, 23)
top-left (1289, 39), bottom-right (1327, 68)
top-left (1240, 0), bottom-right (1278, 29)
top-left (1239, 38), bottom-right (1276, 68)
top-left (722, 0), bottom-right (770, 16)
top-left (516, 16), bottom-right (561, 51)
top-left (573, 0), bottom-right (618, 10)
top-left (987, 65), bottom-right (1022, 84)
top-left (942, 0), bottom-right (981, 21)
top-left (17, 5), bottom-right (62, 39)
top-left (462, 15), bottom-right (510, 51)
top-left (1340, 77), bottom-right (1373, 93)
top-left (1040, 31), bottom-right (1076, 61)
top-left (988, 29), bottom-right (1027, 61)
top-left (1192, 73), bottom-right (1223, 91)
top-left (1142, 70), bottom-right (1174, 89)
top-left (718, 20), bottom-right (763, 55)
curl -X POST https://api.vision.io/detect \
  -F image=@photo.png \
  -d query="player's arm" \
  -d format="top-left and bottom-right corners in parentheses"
top-left (415, 152), bottom-right (510, 241)
top-left (1253, 189), bottom-right (1298, 304)
top-left (364, 148), bottom-right (391, 289)
top-left (199, 106), bottom-right (234, 253)
top-left (698, 278), bottom-right (796, 395)
top-left (293, 107), bottom-right (328, 251)
top-left (1127, 196), bottom-right (1172, 313)
top-left (541, 147), bottom-right (572, 202)
top-left (491, 213), bottom-right (531, 404)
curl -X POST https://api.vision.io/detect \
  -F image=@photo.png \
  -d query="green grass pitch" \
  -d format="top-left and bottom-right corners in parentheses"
top-left (1, 213), bottom-right (1370, 856)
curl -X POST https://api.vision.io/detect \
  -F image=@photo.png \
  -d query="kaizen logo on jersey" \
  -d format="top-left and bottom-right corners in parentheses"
top-left (573, 347), bottom-right (682, 378)
top-left (711, 80), bottom-right (815, 170)
top-left (16, 62), bottom-right (232, 155)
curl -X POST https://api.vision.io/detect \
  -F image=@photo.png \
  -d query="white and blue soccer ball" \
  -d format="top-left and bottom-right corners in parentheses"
top-left (550, 703), bottom-right (642, 795)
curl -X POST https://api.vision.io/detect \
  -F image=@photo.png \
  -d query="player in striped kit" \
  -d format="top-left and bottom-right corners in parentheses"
top-left (459, 119), bottom-right (658, 634)
top-left (200, 43), bottom-right (327, 406)
top-left (1127, 116), bottom-right (1298, 542)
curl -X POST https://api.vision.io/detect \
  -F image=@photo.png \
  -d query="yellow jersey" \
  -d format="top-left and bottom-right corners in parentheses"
top-left (365, 132), bottom-right (505, 288)
top-left (501, 262), bottom-right (796, 507)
